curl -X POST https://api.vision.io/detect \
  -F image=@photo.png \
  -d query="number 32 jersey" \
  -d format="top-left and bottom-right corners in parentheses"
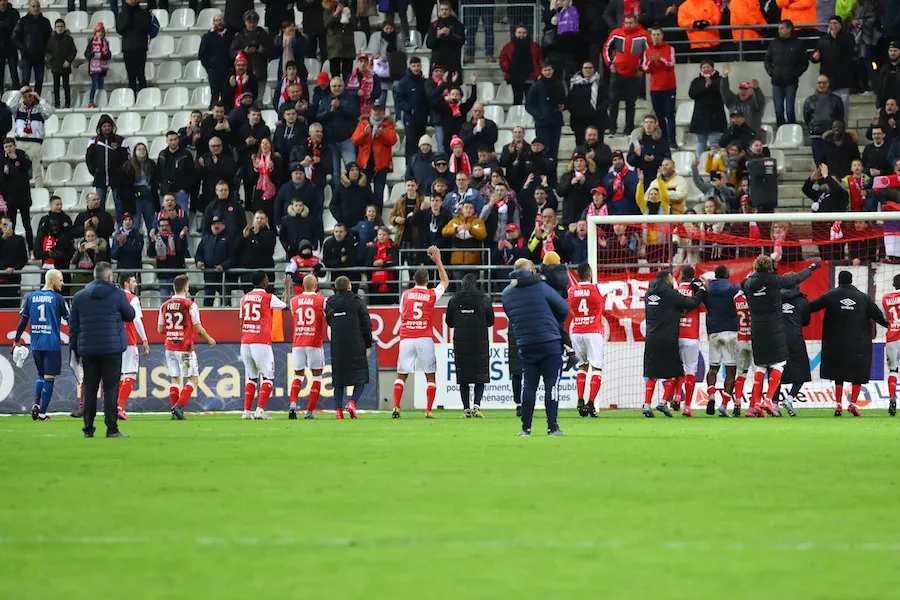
top-left (158, 297), bottom-right (202, 352)
top-left (567, 282), bottom-right (605, 334)
top-left (400, 284), bottom-right (445, 339)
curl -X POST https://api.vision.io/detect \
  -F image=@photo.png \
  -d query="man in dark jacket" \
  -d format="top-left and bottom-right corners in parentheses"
top-left (110, 213), bottom-right (144, 271)
top-left (198, 14), bottom-right (235, 107)
top-left (236, 106), bottom-right (271, 209)
top-left (275, 165), bottom-right (318, 227)
top-left (0, 137), bottom-right (33, 250)
top-left (330, 164), bottom-right (373, 227)
top-left (279, 198), bottom-right (323, 256)
top-left (577, 127), bottom-right (612, 181)
top-left (85, 114), bottom-right (129, 221)
top-left (741, 255), bottom-right (817, 417)
top-left (822, 120), bottom-right (860, 180)
top-left (273, 106), bottom-right (306, 180)
top-left (394, 57), bottom-right (430, 159)
top-left (703, 265), bottom-right (740, 416)
top-left (115, 0), bottom-right (151, 93)
top-left (458, 103), bottom-right (498, 164)
top-left (642, 270), bottom-right (705, 417)
top-left (411, 194), bottom-right (452, 248)
top-left (718, 110), bottom-right (757, 152)
top-left (12, 0), bottom-right (50, 94)
top-left (502, 259), bottom-right (569, 436)
top-left (0, 214), bottom-right (28, 308)
top-left (156, 131), bottom-right (196, 216)
top-left (72, 192), bottom-right (115, 245)
top-left (229, 10), bottom-right (270, 99)
top-left (148, 216), bottom-right (188, 297)
top-left (0, 98), bottom-right (12, 140)
top-left (325, 275), bottom-right (373, 410)
top-left (688, 60), bottom-right (727, 160)
top-left (238, 210), bottom-right (276, 286)
top-left (862, 126), bottom-right (894, 177)
top-left (567, 62), bottom-right (609, 147)
top-left (316, 76), bottom-right (360, 180)
top-left (525, 63), bottom-right (566, 160)
top-left (803, 75), bottom-right (845, 167)
top-left (627, 115), bottom-right (671, 180)
top-left (877, 42), bottom-right (900, 111)
top-left (499, 126), bottom-right (531, 193)
top-left (321, 222), bottom-right (356, 281)
top-left (201, 180), bottom-right (246, 239)
top-left (557, 153), bottom-right (600, 225)
top-left (809, 270), bottom-right (888, 417)
top-left (405, 134), bottom-right (437, 187)
top-left (68, 261), bottom-right (135, 438)
top-left (810, 16), bottom-right (853, 125)
top-left (764, 20), bottom-right (809, 127)
top-left (0, 0), bottom-right (20, 93)
top-left (33, 195), bottom-right (73, 270)
top-left (196, 137), bottom-right (237, 211)
top-left (199, 103), bottom-right (235, 156)
top-left (195, 217), bottom-right (236, 306)
top-left (425, 1), bottom-right (465, 75)
top-left (447, 273), bottom-right (494, 417)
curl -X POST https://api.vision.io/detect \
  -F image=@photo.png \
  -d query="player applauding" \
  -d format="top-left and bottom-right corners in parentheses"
top-left (239, 271), bottom-right (288, 420)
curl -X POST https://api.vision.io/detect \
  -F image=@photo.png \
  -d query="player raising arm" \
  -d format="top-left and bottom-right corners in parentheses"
top-left (393, 246), bottom-right (450, 419)
top-left (13, 269), bottom-right (68, 421)
top-left (674, 266), bottom-right (705, 417)
top-left (289, 275), bottom-right (328, 420)
top-left (116, 272), bottom-right (150, 421)
top-left (568, 263), bottom-right (605, 418)
top-left (158, 274), bottom-right (216, 420)
top-left (240, 271), bottom-right (288, 420)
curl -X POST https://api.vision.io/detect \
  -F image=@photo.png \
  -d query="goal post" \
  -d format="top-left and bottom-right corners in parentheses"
top-left (583, 210), bottom-right (900, 411)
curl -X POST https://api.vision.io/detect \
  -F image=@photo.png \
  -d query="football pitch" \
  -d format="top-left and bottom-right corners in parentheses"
top-left (2, 409), bottom-right (900, 599)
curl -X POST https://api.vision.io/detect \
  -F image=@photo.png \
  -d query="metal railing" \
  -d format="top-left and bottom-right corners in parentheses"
top-left (458, 2), bottom-right (543, 60)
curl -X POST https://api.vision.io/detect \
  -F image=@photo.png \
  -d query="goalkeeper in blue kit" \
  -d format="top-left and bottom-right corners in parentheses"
top-left (13, 270), bottom-right (68, 420)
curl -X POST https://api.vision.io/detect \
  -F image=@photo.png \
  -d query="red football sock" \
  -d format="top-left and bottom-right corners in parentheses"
top-left (850, 383), bottom-right (861, 405)
top-left (426, 383), bottom-right (437, 411)
top-left (588, 375), bottom-right (601, 404)
top-left (307, 379), bottom-right (321, 412)
top-left (258, 380), bottom-right (273, 410)
top-left (393, 379), bottom-right (404, 409)
top-left (644, 379), bottom-right (656, 405)
top-left (576, 371), bottom-right (587, 400)
top-left (765, 369), bottom-right (783, 401)
top-left (751, 371), bottom-right (765, 407)
top-left (178, 383), bottom-right (194, 408)
top-left (663, 378), bottom-right (676, 401)
top-left (244, 381), bottom-right (257, 411)
top-left (707, 385), bottom-right (717, 403)
top-left (835, 382), bottom-right (843, 408)
top-left (890, 375), bottom-right (897, 398)
top-left (734, 376), bottom-right (746, 400)
top-left (118, 377), bottom-right (135, 409)
top-left (169, 386), bottom-right (179, 409)
top-left (674, 376), bottom-right (684, 400)
top-left (289, 377), bottom-right (302, 405)
top-left (684, 374), bottom-right (696, 408)
top-left (720, 391), bottom-right (732, 408)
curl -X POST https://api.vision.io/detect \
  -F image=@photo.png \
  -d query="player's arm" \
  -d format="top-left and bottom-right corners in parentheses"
top-left (191, 304), bottom-right (216, 346)
top-left (283, 260), bottom-right (296, 296)
top-left (132, 300), bottom-right (150, 354)
top-left (157, 310), bottom-right (165, 334)
top-left (270, 295), bottom-right (288, 311)
top-left (427, 246), bottom-right (450, 293)
top-left (13, 313), bottom-right (28, 346)
top-left (869, 297), bottom-right (890, 329)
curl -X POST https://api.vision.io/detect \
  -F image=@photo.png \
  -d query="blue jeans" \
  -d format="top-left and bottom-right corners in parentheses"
top-left (19, 56), bottom-right (44, 95)
top-left (133, 190), bottom-right (156, 234)
top-left (89, 74), bottom-right (105, 104)
top-left (433, 127), bottom-right (445, 152)
top-left (811, 137), bottom-right (826, 168)
top-left (651, 89), bottom-right (677, 143)
top-left (519, 339), bottom-right (563, 432)
top-left (463, 5), bottom-right (494, 57)
top-left (96, 186), bottom-right (122, 224)
top-left (330, 139), bottom-right (357, 178)
top-left (695, 132), bottom-right (722, 160)
top-left (159, 279), bottom-right (173, 299)
top-left (771, 84), bottom-right (798, 126)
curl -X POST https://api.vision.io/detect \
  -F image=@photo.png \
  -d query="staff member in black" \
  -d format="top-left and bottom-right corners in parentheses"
top-left (446, 273), bottom-right (494, 418)
top-left (325, 275), bottom-right (373, 417)
top-left (68, 261), bottom-right (135, 438)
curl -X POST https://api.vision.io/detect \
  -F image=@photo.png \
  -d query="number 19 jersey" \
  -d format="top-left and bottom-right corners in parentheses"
top-left (291, 292), bottom-right (327, 348)
top-left (400, 284), bottom-right (445, 339)
top-left (567, 282), bottom-right (605, 334)
top-left (158, 297), bottom-right (200, 352)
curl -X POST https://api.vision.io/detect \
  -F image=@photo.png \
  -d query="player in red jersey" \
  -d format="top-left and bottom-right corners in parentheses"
top-left (393, 246), bottom-right (449, 418)
top-left (289, 275), bottom-right (330, 420)
top-left (240, 271), bottom-right (288, 420)
top-left (116, 272), bottom-right (149, 421)
top-left (158, 274), bottom-right (217, 420)
top-left (883, 274), bottom-right (900, 416)
top-left (568, 263), bottom-right (606, 418)
top-left (284, 238), bottom-right (324, 296)
top-left (724, 289), bottom-right (753, 418)
top-left (674, 266), bottom-right (704, 417)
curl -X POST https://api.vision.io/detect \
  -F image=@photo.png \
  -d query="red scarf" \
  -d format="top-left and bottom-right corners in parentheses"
top-left (279, 77), bottom-right (301, 107)
top-left (233, 74), bottom-right (247, 108)
top-left (370, 241), bottom-right (393, 289)
top-left (89, 37), bottom-right (110, 75)
top-left (848, 175), bottom-right (866, 212)
top-left (348, 68), bottom-right (374, 115)
top-left (449, 150), bottom-right (471, 175)
top-left (255, 153), bottom-right (276, 199)
top-left (449, 101), bottom-right (462, 117)
top-left (586, 202), bottom-right (608, 217)
top-left (873, 174), bottom-right (900, 190)
top-left (41, 235), bottom-right (56, 266)
top-left (612, 166), bottom-right (630, 202)
top-left (305, 137), bottom-right (322, 183)
top-left (541, 229), bottom-right (557, 258)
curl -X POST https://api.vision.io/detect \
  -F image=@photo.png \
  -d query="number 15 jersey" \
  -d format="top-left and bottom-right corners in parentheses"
top-left (400, 284), bottom-right (446, 339)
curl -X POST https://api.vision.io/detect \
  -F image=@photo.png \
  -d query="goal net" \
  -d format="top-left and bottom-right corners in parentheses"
top-left (583, 209), bottom-right (900, 412)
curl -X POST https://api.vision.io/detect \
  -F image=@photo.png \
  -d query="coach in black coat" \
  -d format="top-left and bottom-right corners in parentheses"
top-left (742, 258), bottom-right (816, 367)
top-left (643, 271), bottom-right (705, 379)
top-left (446, 275), bottom-right (494, 385)
top-left (325, 276), bottom-right (373, 388)
top-left (780, 285), bottom-right (811, 385)
top-left (808, 271), bottom-right (888, 384)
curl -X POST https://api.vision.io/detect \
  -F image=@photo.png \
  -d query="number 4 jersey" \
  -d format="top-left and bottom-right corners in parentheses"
top-left (159, 296), bottom-right (202, 352)
top-left (291, 292), bottom-right (327, 348)
top-left (567, 282), bottom-right (605, 334)
top-left (883, 290), bottom-right (900, 343)
top-left (400, 284), bottom-right (445, 339)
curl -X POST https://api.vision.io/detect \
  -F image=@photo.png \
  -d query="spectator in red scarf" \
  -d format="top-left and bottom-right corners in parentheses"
top-left (289, 122), bottom-right (333, 215)
top-left (252, 137), bottom-right (283, 224)
top-left (147, 217), bottom-right (188, 297)
top-left (350, 98), bottom-right (397, 209)
top-left (448, 135), bottom-right (471, 175)
top-left (227, 52), bottom-right (258, 111)
top-left (230, 9), bottom-right (271, 99)
top-left (433, 72), bottom-right (478, 153)
top-left (346, 53), bottom-right (381, 116)
top-left (365, 226), bottom-right (398, 304)
top-left (273, 60), bottom-right (310, 113)
top-left (33, 195), bottom-right (74, 271)
top-left (526, 207), bottom-right (568, 262)
top-left (601, 150), bottom-right (640, 215)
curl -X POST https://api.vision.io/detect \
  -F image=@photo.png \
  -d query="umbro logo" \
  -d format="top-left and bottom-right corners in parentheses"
top-left (840, 298), bottom-right (857, 311)
top-left (752, 286), bottom-right (767, 296)
top-left (782, 303), bottom-right (794, 314)
top-left (647, 294), bottom-right (661, 305)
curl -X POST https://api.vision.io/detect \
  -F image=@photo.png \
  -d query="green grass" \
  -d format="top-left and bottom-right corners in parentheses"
top-left (3, 409), bottom-right (900, 599)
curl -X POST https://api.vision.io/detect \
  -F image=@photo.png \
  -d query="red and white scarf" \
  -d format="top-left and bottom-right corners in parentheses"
top-left (41, 235), bottom-right (56, 267)
top-left (449, 101), bottom-right (462, 118)
top-left (255, 153), bottom-right (276, 199)
top-left (873, 174), bottom-right (900, 190)
top-left (541, 230), bottom-right (557, 258)
top-left (278, 76), bottom-right (301, 108)
top-left (348, 68), bottom-right (375, 115)
top-left (89, 37), bottom-right (110, 75)
top-left (449, 137), bottom-right (471, 175)
top-left (585, 201), bottom-right (608, 218)
top-left (305, 137), bottom-right (322, 183)
top-left (624, 0), bottom-right (640, 16)
top-left (233, 74), bottom-right (247, 108)
top-left (847, 175), bottom-right (867, 212)
top-left (371, 241), bottom-right (393, 288)
top-left (612, 166), bottom-right (630, 203)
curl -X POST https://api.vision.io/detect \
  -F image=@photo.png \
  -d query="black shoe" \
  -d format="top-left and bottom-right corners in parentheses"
top-left (515, 404), bottom-right (522, 418)
top-left (392, 408), bottom-right (400, 418)
top-left (171, 405), bottom-right (185, 420)
top-left (31, 404), bottom-right (40, 420)
top-left (585, 402), bottom-right (598, 418)
top-left (70, 409), bottom-right (83, 418)
top-left (577, 398), bottom-right (587, 417)
top-left (106, 431), bottom-right (129, 438)
top-left (564, 352), bottom-right (578, 371)
top-left (83, 430), bottom-right (94, 438)
top-left (672, 400), bottom-right (681, 412)
top-left (706, 399), bottom-right (716, 415)
top-left (288, 407), bottom-right (298, 420)
top-left (655, 402), bottom-right (673, 418)
top-left (643, 406), bottom-right (655, 418)
top-left (890, 398), bottom-right (897, 417)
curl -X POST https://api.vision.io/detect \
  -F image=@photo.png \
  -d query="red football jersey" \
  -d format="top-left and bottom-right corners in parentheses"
top-left (676, 281), bottom-right (701, 340)
top-left (285, 255), bottom-right (321, 295)
top-left (158, 296), bottom-right (200, 352)
top-left (291, 292), bottom-right (327, 348)
top-left (240, 289), bottom-right (288, 345)
top-left (124, 291), bottom-right (140, 346)
top-left (733, 290), bottom-right (751, 342)
top-left (568, 282), bottom-right (605, 335)
top-left (883, 290), bottom-right (900, 343)
top-left (399, 284), bottom-right (445, 339)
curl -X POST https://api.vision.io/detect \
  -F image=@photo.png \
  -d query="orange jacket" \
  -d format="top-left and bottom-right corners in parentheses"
top-left (678, 0), bottom-right (722, 49)
top-left (350, 115), bottom-right (399, 174)
top-left (729, 0), bottom-right (767, 40)
top-left (776, 0), bottom-right (816, 27)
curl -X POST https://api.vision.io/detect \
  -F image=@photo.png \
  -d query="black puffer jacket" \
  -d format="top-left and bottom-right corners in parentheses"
top-left (446, 283), bottom-right (494, 385)
top-left (741, 267), bottom-right (813, 366)
top-left (0, 5), bottom-right (20, 55)
top-left (116, 3), bottom-right (151, 53)
top-left (13, 12), bottom-right (51, 59)
top-left (643, 275), bottom-right (704, 379)
top-left (85, 115), bottom-right (129, 188)
top-left (230, 27), bottom-right (272, 82)
top-left (325, 290), bottom-right (373, 387)
top-left (688, 72), bottom-right (727, 135)
top-left (764, 34), bottom-right (809, 88)
top-left (808, 283), bottom-right (889, 384)
top-left (198, 27), bottom-right (237, 76)
top-left (811, 31), bottom-right (855, 92)
top-left (780, 286), bottom-right (811, 385)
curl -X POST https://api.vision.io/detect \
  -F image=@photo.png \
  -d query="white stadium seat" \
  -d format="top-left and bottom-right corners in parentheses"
top-left (196, 8), bottom-right (218, 30)
top-left (107, 36), bottom-right (122, 56)
top-left (675, 101), bottom-right (694, 127)
top-left (672, 151), bottom-right (696, 177)
top-left (135, 87), bottom-right (163, 110)
top-left (771, 124), bottom-right (804, 150)
top-left (125, 137), bottom-right (150, 153)
top-left (89, 10), bottom-right (116, 34)
top-left (155, 61), bottom-right (183, 84)
top-left (149, 136), bottom-right (168, 157)
top-left (42, 139), bottom-right (66, 162)
top-left (478, 82), bottom-right (495, 103)
top-left (161, 87), bottom-right (190, 110)
top-left (505, 105), bottom-right (533, 128)
top-left (354, 31), bottom-right (367, 53)
top-left (45, 163), bottom-right (72, 187)
top-left (116, 112), bottom-right (142, 137)
top-left (169, 112), bottom-right (192, 132)
top-left (108, 88), bottom-right (136, 110)
top-left (170, 8), bottom-right (196, 29)
top-left (261, 110), bottom-right (278, 131)
top-left (148, 35), bottom-right (176, 59)
top-left (140, 112), bottom-right (170, 136)
top-left (72, 163), bottom-right (94, 186)
top-left (483, 105), bottom-right (504, 127)
top-left (86, 113), bottom-right (102, 136)
top-left (267, 59), bottom-right (279, 82)
top-left (54, 187), bottom-right (79, 212)
top-left (759, 124), bottom-right (774, 146)
top-left (44, 114), bottom-right (59, 137)
top-left (190, 86), bottom-right (211, 108)
top-left (65, 138), bottom-right (89, 162)
top-left (65, 11), bottom-right (88, 33)
top-left (174, 35), bottom-right (202, 59)
top-left (769, 148), bottom-right (788, 175)
top-left (151, 9), bottom-right (170, 30)
top-left (31, 188), bottom-right (51, 213)
top-left (495, 129), bottom-right (513, 154)
top-left (494, 83), bottom-right (513, 104)
top-left (183, 60), bottom-right (207, 82)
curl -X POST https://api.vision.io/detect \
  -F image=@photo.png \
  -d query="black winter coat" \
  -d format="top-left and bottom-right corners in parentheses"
top-left (230, 28), bottom-right (272, 81)
top-left (199, 28), bottom-right (237, 76)
top-left (72, 207), bottom-right (115, 242)
top-left (808, 283), bottom-right (888, 384)
top-left (223, 0), bottom-right (254, 32)
top-left (117, 160), bottom-right (160, 215)
top-left (688, 73), bottom-right (727, 135)
top-left (566, 74), bottom-right (609, 130)
top-left (458, 116), bottom-right (498, 163)
top-left (557, 168), bottom-right (600, 226)
top-left (326, 290), bottom-right (373, 387)
top-left (446, 285), bottom-right (494, 385)
top-left (764, 34), bottom-right (809, 87)
top-left (525, 76), bottom-right (565, 128)
top-left (116, 4), bottom-right (151, 53)
top-left (298, 0), bottom-right (325, 35)
top-left (0, 101), bottom-right (11, 140)
top-left (741, 267), bottom-right (813, 366)
top-left (499, 141), bottom-right (531, 193)
top-left (811, 31), bottom-right (855, 92)
top-left (626, 131), bottom-right (671, 180)
top-left (0, 6), bottom-right (20, 54)
top-left (644, 277), bottom-right (704, 379)
top-left (425, 16), bottom-right (465, 74)
top-left (197, 153), bottom-right (238, 205)
top-left (780, 286), bottom-right (811, 385)
top-left (85, 123), bottom-right (129, 188)
top-left (156, 147), bottom-right (196, 194)
top-left (0, 149), bottom-right (32, 208)
top-left (13, 13), bottom-right (51, 59)
top-left (238, 226), bottom-right (276, 269)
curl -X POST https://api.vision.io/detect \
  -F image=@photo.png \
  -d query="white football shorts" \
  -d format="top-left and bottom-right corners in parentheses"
top-left (679, 338), bottom-right (700, 376)
top-left (397, 337), bottom-right (437, 375)
top-left (121, 345), bottom-right (140, 374)
top-left (709, 331), bottom-right (738, 367)
top-left (292, 346), bottom-right (325, 371)
top-left (886, 340), bottom-right (900, 372)
top-left (165, 350), bottom-right (199, 378)
top-left (571, 332), bottom-right (604, 370)
top-left (735, 340), bottom-right (754, 375)
top-left (241, 344), bottom-right (275, 381)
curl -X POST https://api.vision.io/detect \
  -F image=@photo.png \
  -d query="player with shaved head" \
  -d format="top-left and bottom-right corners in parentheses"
top-left (289, 274), bottom-right (329, 420)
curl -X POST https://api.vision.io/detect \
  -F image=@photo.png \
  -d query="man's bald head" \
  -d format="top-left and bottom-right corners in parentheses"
top-left (303, 274), bottom-right (318, 292)
top-left (514, 258), bottom-right (535, 271)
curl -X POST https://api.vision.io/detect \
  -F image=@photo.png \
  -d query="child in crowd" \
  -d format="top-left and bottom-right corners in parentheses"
top-left (85, 23), bottom-right (111, 108)
top-left (45, 19), bottom-right (77, 108)
top-left (351, 204), bottom-right (384, 263)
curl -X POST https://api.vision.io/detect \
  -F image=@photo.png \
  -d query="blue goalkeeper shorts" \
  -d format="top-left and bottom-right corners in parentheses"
top-left (33, 350), bottom-right (62, 377)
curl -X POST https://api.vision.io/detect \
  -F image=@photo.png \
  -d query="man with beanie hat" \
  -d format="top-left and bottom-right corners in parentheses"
top-left (877, 41), bottom-right (900, 110)
top-left (395, 56), bottom-right (430, 159)
top-left (405, 133), bottom-right (437, 186)
top-left (226, 52), bottom-right (258, 112)
top-left (811, 16), bottom-right (854, 124)
top-left (85, 114), bottom-right (129, 221)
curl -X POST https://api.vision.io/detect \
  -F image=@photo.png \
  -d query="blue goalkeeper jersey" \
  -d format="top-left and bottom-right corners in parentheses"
top-left (20, 289), bottom-right (69, 351)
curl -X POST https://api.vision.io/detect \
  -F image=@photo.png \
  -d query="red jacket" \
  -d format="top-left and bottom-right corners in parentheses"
top-left (350, 116), bottom-right (399, 174)
top-left (603, 25), bottom-right (650, 78)
top-left (641, 42), bottom-right (676, 91)
top-left (498, 40), bottom-right (543, 82)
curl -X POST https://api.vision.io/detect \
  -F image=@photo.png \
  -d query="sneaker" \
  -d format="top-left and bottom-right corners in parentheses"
top-left (346, 403), bottom-right (358, 419)
top-left (463, 56), bottom-right (476, 64)
top-left (849, 403), bottom-right (861, 417)
top-left (788, 408), bottom-right (797, 417)
top-left (834, 407), bottom-right (843, 417)
top-left (585, 402), bottom-right (598, 418)
top-left (784, 395), bottom-right (796, 415)
top-left (254, 409), bottom-right (271, 420)
top-left (83, 430), bottom-right (94, 438)
top-left (392, 408), bottom-right (400, 419)
top-left (891, 398), bottom-right (897, 417)
top-left (717, 404), bottom-right (730, 417)
top-left (642, 405), bottom-right (655, 418)
top-left (117, 407), bottom-right (128, 421)
top-left (88, 103), bottom-right (96, 108)
top-left (172, 405), bottom-right (185, 420)
top-left (547, 428), bottom-right (566, 436)
top-left (38, 414), bottom-right (51, 421)
top-left (463, 409), bottom-right (473, 418)
top-left (303, 412), bottom-right (317, 420)
top-left (517, 429), bottom-right (531, 436)
top-left (106, 431), bottom-right (129, 438)
top-left (336, 408), bottom-right (345, 420)
top-left (733, 405), bottom-right (741, 418)
top-left (70, 408), bottom-right (83, 418)
top-left (425, 411), bottom-right (435, 419)
top-left (671, 400), bottom-right (681, 412)
top-left (31, 404), bottom-right (39, 420)
top-left (706, 399), bottom-right (716, 415)
top-left (288, 406), bottom-right (298, 420)
top-left (681, 407), bottom-right (694, 417)
top-left (472, 406), bottom-right (485, 418)
top-left (655, 402), bottom-right (673, 417)
top-left (242, 409), bottom-right (253, 420)
top-left (761, 399), bottom-right (778, 417)
top-left (515, 404), bottom-right (522, 418)
top-left (564, 352), bottom-right (578, 371)
top-left (577, 398), bottom-right (587, 417)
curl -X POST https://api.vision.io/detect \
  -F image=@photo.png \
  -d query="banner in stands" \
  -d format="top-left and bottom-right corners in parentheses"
top-left (0, 344), bottom-right (379, 414)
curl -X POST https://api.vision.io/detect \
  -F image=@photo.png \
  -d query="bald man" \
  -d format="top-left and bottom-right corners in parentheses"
top-left (289, 274), bottom-right (328, 420)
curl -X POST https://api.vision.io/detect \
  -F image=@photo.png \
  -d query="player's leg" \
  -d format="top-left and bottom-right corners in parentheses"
top-left (173, 372), bottom-right (199, 420)
top-left (422, 339), bottom-right (438, 418)
top-left (655, 378), bottom-right (675, 417)
top-left (643, 378), bottom-right (657, 417)
top-left (333, 385), bottom-right (345, 419)
top-left (252, 345), bottom-right (275, 419)
top-left (31, 350), bottom-right (45, 420)
top-left (680, 341), bottom-right (700, 417)
top-left (290, 347), bottom-right (307, 419)
top-left (393, 339), bottom-right (414, 418)
top-left (706, 334), bottom-right (722, 408)
top-left (37, 351), bottom-right (60, 420)
top-left (720, 364), bottom-right (736, 413)
top-left (582, 334), bottom-right (603, 418)
top-left (307, 367), bottom-right (323, 419)
top-left (460, 382), bottom-right (471, 415)
top-left (848, 382), bottom-right (863, 416)
top-left (760, 361), bottom-right (785, 417)
top-left (345, 382), bottom-right (362, 419)
top-left (834, 380), bottom-right (844, 416)
top-left (886, 342), bottom-right (899, 416)
top-left (240, 345), bottom-right (259, 419)
top-left (572, 333), bottom-right (588, 416)
top-left (472, 383), bottom-right (485, 418)
top-left (166, 350), bottom-right (183, 419)
top-left (118, 346), bottom-right (139, 420)
top-left (781, 381), bottom-right (803, 417)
